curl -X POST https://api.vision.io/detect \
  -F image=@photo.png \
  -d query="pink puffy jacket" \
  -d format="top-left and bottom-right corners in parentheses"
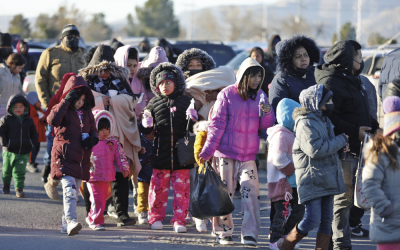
top-left (199, 58), bottom-right (276, 162)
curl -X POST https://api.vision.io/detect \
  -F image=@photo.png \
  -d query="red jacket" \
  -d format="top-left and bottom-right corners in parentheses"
top-left (47, 75), bottom-right (97, 181)
top-left (29, 104), bottom-right (46, 143)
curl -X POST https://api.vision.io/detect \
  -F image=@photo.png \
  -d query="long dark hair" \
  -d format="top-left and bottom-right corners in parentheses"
top-left (249, 47), bottom-right (265, 64)
top-left (366, 130), bottom-right (399, 170)
top-left (68, 92), bottom-right (92, 110)
top-left (237, 66), bottom-right (263, 101)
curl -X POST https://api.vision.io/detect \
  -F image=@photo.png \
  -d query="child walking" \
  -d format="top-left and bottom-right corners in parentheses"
top-left (199, 58), bottom-right (276, 247)
top-left (26, 92), bottom-right (46, 173)
top-left (0, 95), bottom-right (38, 197)
top-left (137, 130), bottom-right (154, 224)
top-left (86, 110), bottom-right (130, 230)
top-left (47, 75), bottom-right (98, 236)
top-left (362, 96), bottom-right (400, 250)
top-left (279, 85), bottom-right (348, 249)
top-left (266, 98), bottom-right (305, 250)
top-left (141, 62), bottom-right (198, 233)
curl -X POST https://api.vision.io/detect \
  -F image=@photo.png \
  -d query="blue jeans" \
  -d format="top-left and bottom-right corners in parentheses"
top-left (61, 175), bottom-right (82, 224)
top-left (297, 195), bottom-right (334, 235)
top-left (44, 125), bottom-right (54, 166)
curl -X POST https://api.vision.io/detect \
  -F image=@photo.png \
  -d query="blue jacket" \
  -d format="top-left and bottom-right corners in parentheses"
top-left (378, 48), bottom-right (400, 101)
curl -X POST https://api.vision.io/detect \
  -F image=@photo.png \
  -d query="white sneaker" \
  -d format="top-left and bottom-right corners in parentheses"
top-left (94, 225), bottom-right (105, 231)
top-left (107, 211), bottom-right (118, 218)
top-left (195, 218), bottom-right (207, 233)
top-left (151, 221), bottom-right (163, 230)
top-left (67, 221), bottom-right (82, 236)
top-left (185, 212), bottom-right (194, 225)
top-left (269, 241), bottom-right (279, 250)
top-left (85, 217), bottom-right (96, 229)
top-left (61, 222), bottom-right (68, 234)
top-left (138, 211), bottom-right (148, 225)
top-left (173, 222), bottom-right (187, 233)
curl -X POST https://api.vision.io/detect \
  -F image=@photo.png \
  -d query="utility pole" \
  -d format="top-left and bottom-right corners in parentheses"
top-left (336, 0), bottom-right (341, 42)
top-left (295, 0), bottom-right (302, 24)
top-left (356, 0), bottom-right (362, 42)
top-left (262, 2), bottom-right (268, 42)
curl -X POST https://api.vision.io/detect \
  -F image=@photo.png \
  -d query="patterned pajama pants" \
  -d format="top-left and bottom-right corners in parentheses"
top-left (212, 158), bottom-right (261, 239)
top-left (148, 169), bottom-right (190, 226)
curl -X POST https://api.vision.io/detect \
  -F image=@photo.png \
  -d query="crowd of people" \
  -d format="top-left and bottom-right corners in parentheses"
top-left (1, 23), bottom-right (400, 250)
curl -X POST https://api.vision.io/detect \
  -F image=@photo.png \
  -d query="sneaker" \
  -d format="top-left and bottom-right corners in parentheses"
top-left (217, 236), bottom-right (234, 245)
top-left (211, 230), bottom-right (217, 237)
top-left (269, 241), bottom-right (279, 250)
top-left (117, 215), bottom-right (136, 227)
top-left (85, 217), bottom-right (95, 229)
top-left (185, 211), bottom-right (194, 225)
top-left (15, 188), bottom-right (25, 198)
top-left (195, 219), bottom-right (207, 233)
top-left (351, 224), bottom-right (369, 237)
top-left (138, 211), bottom-right (148, 225)
top-left (107, 211), bottom-right (118, 219)
top-left (241, 236), bottom-right (257, 247)
top-left (2, 184), bottom-right (10, 194)
top-left (26, 163), bottom-right (39, 173)
top-left (67, 221), bottom-right (82, 236)
top-left (94, 225), bottom-right (105, 231)
top-left (61, 222), bottom-right (68, 234)
top-left (151, 221), bottom-right (163, 230)
top-left (173, 222), bottom-right (187, 233)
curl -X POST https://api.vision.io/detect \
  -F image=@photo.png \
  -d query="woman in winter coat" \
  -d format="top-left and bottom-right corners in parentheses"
top-left (199, 58), bottom-right (276, 247)
top-left (47, 74), bottom-right (98, 236)
top-left (16, 40), bottom-right (37, 83)
top-left (280, 85), bottom-right (348, 250)
top-left (141, 62), bottom-right (198, 233)
top-left (249, 47), bottom-right (274, 96)
top-left (265, 34), bottom-right (281, 73)
top-left (269, 35), bottom-right (320, 113)
top-left (362, 96), bottom-right (400, 250)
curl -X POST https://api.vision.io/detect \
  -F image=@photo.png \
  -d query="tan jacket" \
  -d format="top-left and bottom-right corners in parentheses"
top-left (35, 43), bottom-right (86, 108)
top-left (0, 63), bottom-right (25, 114)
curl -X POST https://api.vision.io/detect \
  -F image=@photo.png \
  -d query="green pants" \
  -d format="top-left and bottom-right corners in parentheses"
top-left (2, 151), bottom-right (29, 189)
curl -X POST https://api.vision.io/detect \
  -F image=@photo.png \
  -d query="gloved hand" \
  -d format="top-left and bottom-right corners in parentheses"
top-left (142, 116), bottom-right (153, 128)
top-left (64, 89), bottom-right (81, 104)
top-left (186, 108), bottom-right (198, 122)
top-left (81, 136), bottom-right (99, 149)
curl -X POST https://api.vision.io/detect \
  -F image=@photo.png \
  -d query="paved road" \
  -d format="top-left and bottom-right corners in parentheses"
top-left (0, 144), bottom-right (377, 249)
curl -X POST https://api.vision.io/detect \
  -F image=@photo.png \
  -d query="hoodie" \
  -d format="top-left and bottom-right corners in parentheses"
top-left (315, 40), bottom-right (379, 154)
top-left (114, 45), bottom-right (147, 116)
top-left (0, 94), bottom-right (38, 155)
top-left (199, 58), bottom-right (276, 162)
top-left (154, 38), bottom-right (176, 64)
top-left (89, 110), bottom-right (129, 182)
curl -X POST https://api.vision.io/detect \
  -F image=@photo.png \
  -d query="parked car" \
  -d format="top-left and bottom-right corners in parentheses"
top-left (225, 47), bottom-right (268, 73)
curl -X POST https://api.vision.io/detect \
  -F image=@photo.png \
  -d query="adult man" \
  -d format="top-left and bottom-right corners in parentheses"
top-left (35, 24), bottom-right (86, 199)
top-left (315, 40), bottom-right (379, 250)
top-left (378, 48), bottom-right (400, 101)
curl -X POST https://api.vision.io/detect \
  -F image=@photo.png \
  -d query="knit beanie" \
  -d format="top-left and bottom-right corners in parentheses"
top-left (0, 32), bottom-right (12, 47)
top-left (383, 96), bottom-right (400, 137)
top-left (319, 86), bottom-right (333, 109)
top-left (61, 24), bottom-right (80, 39)
top-left (155, 70), bottom-right (176, 89)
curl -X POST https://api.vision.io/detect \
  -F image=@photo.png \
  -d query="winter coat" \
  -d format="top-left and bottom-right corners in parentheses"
top-left (141, 62), bottom-right (194, 171)
top-left (47, 75), bottom-right (98, 181)
top-left (269, 35), bottom-right (321, 113)
top-left (137, 46), bottom-right (169, 104)
top-left (17, 40), bottom-right (37, 83)
top-left (89, 110), bottom-right (129, 182)
top-left (138, 134), bottom-right (153, 183)
top-left (292, 85), bottom-right (347, 204)
top-left (193, 120), bottom-right (211, 166)
top-left (176, 48), bottom-right (216, 79)
top-left (382, 76), bottom-right (400, 101)
top-left (35, 43), bottom-right (86, 108)
top-left (114, 45), bottom-right (147, 116)
top-left (27, 91), bottom-right (46, 143)
top-left (0, 94), bottom-right (38, 155)
top-left (361, 75), bottom-right (378, 120)
top-left (199, 58), bottom-right (276, 162)
top-left (362, 144), bottom-right (400, 244)
top-left (0, 63), bottom-right (25, 116)
top-left (154, 38), bottom-right (176, 64)
top-left (265, 34), bottom-right (281, 73)
top-left (315, 40), bottom-right (379, 154)
top-left (378, 48), bottom-right (400, 101)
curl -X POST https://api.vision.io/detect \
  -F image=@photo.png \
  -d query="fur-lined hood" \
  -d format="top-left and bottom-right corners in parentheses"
top-left (193, 120), bottom-right (210, 135)
top-left (276, 35), bottom-right (320, 76)
top-left (176, 48), bottom-right (216, 75)
top-left (292, 85), bottom-right (324, 120)
top-left (137, 67), bottom-right (154, 81)
top-left (149, 62), bottom-right (186, 97)
top-left (78, 60), bottom-right (130, 82)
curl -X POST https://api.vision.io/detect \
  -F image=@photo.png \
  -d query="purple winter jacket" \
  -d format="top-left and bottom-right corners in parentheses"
top-left (199, 58), bottom-right (276, 162)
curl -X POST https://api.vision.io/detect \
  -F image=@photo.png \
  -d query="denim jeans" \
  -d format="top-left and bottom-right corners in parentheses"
top-left (297, 195), bottom-right (334, 235)
top-left (332, 156), bottom-right (358, 250)
top-left (43, 125), bottom-right (54, 166)
top-left (61, 175), bottom-right (82, 224)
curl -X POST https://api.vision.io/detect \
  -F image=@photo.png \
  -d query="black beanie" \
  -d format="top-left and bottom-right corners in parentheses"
top-left (319, 86), bottom-right (333, 108)
top-left (349, 40), bottom-right (362, 51)
top-left (61, 24), bottom-right (80, 39)
top-left (155, 70), bottom-right (177, 88)
top-left (0, 32), bottom-right (12, 47)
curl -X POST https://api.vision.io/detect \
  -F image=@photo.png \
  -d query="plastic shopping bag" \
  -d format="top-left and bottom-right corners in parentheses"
top-left (191, 162), bottom-right (235, 219)
top-left (354, 134), bottom-right (371, 210)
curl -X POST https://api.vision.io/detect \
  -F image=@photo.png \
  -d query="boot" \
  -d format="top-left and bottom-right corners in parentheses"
top-left (315, 232), bottom-right (331, 250)
top-left (44, 175), bottom-right (59, 200)
top-left (278, 225), bottom-right (305, 250)
top-left (41, 164), bottom-right (51, 183)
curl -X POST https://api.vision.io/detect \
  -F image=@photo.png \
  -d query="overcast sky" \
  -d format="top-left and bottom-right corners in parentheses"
top-left (0, 0), bottom-right (280, 24)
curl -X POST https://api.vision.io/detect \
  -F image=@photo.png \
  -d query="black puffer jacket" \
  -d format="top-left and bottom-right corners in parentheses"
top-left (141, 63), bottom-right (194, 170)
top-left (315, 40), bottom-right (379, 154)
top-left (383, 76), bottom-right (400, 101)
top-left (0, 95), bottom-right (38, 154)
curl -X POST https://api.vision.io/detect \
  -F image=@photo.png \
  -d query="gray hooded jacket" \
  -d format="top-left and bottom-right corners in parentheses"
top-left (292, 85), bottom-right (347, 203)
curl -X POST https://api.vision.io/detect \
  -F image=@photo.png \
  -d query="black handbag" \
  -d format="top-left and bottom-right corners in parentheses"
top-left (176, 119), bottom-right (196, 166)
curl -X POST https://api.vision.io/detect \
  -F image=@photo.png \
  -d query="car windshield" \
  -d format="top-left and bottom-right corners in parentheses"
top-left (226, 50), bottom-right (250, 71)
top-left (362, 56), bottom-right (385, 75)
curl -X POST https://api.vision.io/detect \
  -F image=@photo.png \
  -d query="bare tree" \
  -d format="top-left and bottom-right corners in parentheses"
top-left (193, 9), bottom-right (223, 40)
top-left (280, 15), bottom-right (311, 36)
